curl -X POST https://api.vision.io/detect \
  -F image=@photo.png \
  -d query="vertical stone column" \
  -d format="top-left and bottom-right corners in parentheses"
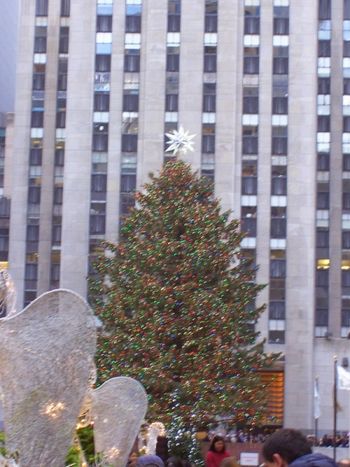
top-left (60, 0), bottom-right (95, 296)
top-left (178, 1), bottom-right (204, 170)
top-left (137, 0), bottom-right (167, 187)
top-left (329, 0), bottom-right (344, 337)
top-left (37, 0), bottom-right (60, 295)
top-left (8, 0), bottom-right (36, 306)
top-left (215, 0), bottom-right (242, 215)
top-left (284, 1), bottom-right (318, 430)
top-left (105, 1), bottom-right (125, 242)
top-left (255, 0), bottom-right (274, 341)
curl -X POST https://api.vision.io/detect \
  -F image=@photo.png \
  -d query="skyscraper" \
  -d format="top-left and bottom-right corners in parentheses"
top-left (8, 0), bottom-right (350, 432)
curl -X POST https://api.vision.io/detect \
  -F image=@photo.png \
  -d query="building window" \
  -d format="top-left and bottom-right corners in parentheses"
top-left (126, 15), bottom-right (141, 33)
top-left (342, 308), bottom-right (350, 326)
top-left (52, 225), bottom-right (62, 245)
top-left (242, 161), bottom-right (257, 195)
top-left (242, 126), bottom-right (258, 154)
top-left (55, 148), bottom-right (65, 166)
top-left (318, 152), bottom-right (330, 171)
top-left (35, 0), bottom-right (48, 16)
top-left (56, 111), bottom-right (66, 129)
top-left (274, 18), bottom-right (290, 37)
top-left (121, 171), bottom-right (136, 193)
top-left (166, 94), bottom-right (178, 112)
top-left (91, 174), bottom-right (107, 193)
top-left (319, 0), bottom-right (331, 20)
top-left (124, 50), bottom-right (140, 72)
top-left (317, 191), bottom-right (330, 209)
top-left (241, 206), bottom-right (257, 237)
top-left (244, 6), bottom-right (260, 34)
top-left (168, 14), bottom-right (180, 32)
top-left (166, 52), bottom-right (180, 72)
top-left (95, 55), bottom-right (111, 72)
top-left (90, 212), bottom-right (106, 235)
top-left (59, 27), bottom-right (69, 54)
top-left (205, 0), bottom-right (217, 33)
top-left (30, 148), bottom-right (42, 165)
top-left (202, 134), bottom-right (215, 154)
top-left (28, 186), bottom-right (41, 204)
top-left (273, 48), bottom-right (289, 75)
top-left (54, 187), bottom-right (63, 205)
top-left (58, 58), bottom-right (68, 91)
top-left (272, 97), bottom-right (288, 114)
top-left (34, 27), bottom-right (47, 53)
top-left (269, 301), bottom-right (285, 319)
top-left (31, 111), bottom-right (44, 128)
top-left (94, 92), bottom-right (110, 111)
top-left (343, 192), bottom-right (350, 210)
top-left (319, 40), bottom-right (331, 57)
top-left (121, 134), bottom-right (138, 153)
top-left (33, 65), bottom-right (46, 91)
top-left (271, 165), bottom-right (287, 196)
top-left (97, 15), bottom-right (113, 32)
top-left (317, 229), bottom-right (329, 248)
top-left (243, 86), bottom-right (259, 114)
top-left (123, 92), bottom-right (139, 112)
top-left (204, 47), bottom-right (217, 73)
top-left (271, 218), bottom-right (286, 238)
top-left (345, 0), bottom-right (350, 20)
top-left (168, 0), bottom-right (181, 31)
top-left (61, 0), bottom-right (70, 17)
top-left (315, 308), bottom-right (328, 326)
top-left (270, 259), bottom-right (286, 278)
top-left (244, 47), bottom-right (259, 74)
top-left (272, 127), bottom-right (288, 155)
top-left (92, 123), bottom-right (109, 152)
top-left (318, 115), bottom-right (331, 132)
top-left (319, 77), bottom-right (331, 94)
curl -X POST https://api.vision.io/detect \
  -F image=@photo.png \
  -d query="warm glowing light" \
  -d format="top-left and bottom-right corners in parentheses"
top-left (106, 446), bottom-right (120, 460)
top-left (43, 401), bottom-right (65, 418)
top-left (149, 421), bottom-right (166, 437)
top-left (317, 258), bottom-right (330, 269)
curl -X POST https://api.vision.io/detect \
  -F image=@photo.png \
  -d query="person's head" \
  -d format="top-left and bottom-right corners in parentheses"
top-left (128, 452), bottom-right (139, 466)
top-left (220, 456), bottom-right (239, 467)
top-left (209, 435), bottom-right (226, 453)
top-left (262, 429), bottom-right (312, 466)
top-left (136, 455), bottom-right (165, 467)
top-left (166, 457), bottom-right (185, 467)
top-left (338, 460), bottom-right (350, 467)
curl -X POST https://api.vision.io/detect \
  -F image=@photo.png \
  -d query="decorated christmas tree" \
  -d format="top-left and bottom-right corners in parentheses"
top-left (91, 153), bottom-right (274, 461)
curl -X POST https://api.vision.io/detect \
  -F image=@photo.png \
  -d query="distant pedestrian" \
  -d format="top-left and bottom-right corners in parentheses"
top-left (206, 435), bottom-right (230, 467)
top-left (262, 428), bottom-right (337, 466)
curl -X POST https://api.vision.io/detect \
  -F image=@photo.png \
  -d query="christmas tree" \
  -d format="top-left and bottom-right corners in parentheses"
top-left (91, 159), bottom-right (274, 459)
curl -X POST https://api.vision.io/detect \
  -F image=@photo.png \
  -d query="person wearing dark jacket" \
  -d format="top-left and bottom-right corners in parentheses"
top-left (262, 429), bottom-right (337, 467)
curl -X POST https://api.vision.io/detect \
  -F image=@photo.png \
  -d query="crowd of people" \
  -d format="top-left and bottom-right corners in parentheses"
top-left (317, 433), bottom-right (350, 448)
top-left (128, 429), bottom-right (350, 467)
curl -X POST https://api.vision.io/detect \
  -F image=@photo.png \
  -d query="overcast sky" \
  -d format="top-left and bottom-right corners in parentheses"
top-left (0, 0), bottom-right (19, 114)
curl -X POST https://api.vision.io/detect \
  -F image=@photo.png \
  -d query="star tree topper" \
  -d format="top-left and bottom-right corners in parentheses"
top-left (165, 126), bottom-right (196, 156)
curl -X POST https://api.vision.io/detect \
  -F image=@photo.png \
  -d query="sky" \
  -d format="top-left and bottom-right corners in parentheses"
top-left (0, 0), bottom-right (19, 114)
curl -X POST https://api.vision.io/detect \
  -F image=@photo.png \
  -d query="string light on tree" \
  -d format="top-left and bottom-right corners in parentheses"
top-left (91, 156), bottom-right (276, 464)
top-left (165, 126), bottom-right (195, 155)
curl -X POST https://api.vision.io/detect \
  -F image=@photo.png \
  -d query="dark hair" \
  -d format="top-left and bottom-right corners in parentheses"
top-left (263, 429), bottom-right (312, 464)
top-left (209, 435), bottom-right (226, 453)
top-left (166, 457), bottom-right (186, 467)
